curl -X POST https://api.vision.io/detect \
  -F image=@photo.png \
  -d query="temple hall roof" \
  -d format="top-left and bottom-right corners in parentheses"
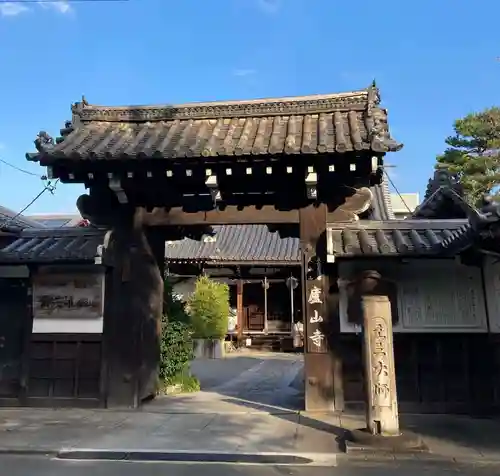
top-left (165, 225), bottom-right (300, 264)
top-left (27, 84), bottom-right (402, 163)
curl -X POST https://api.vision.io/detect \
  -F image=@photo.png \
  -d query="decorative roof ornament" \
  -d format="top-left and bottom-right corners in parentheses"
top-left (71, 95), bottom-right (89, 115)
top-left (367, 79), bottom-right (380, 106)
top-left (472, 196), bottom-right (500, 228)
top-left (34, 131), bottom-right (55, 153)
top-left (424, 168), bottom-right (464, 200)
top-left (60, 120), bottom-right (74, 138)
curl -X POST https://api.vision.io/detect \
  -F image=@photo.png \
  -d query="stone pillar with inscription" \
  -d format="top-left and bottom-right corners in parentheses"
top-left (356, 271), bottom-right (399, 436)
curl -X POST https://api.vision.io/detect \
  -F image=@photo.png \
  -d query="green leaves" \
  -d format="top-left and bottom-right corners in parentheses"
top-left (159, 318), bottom-right (194, 384)
top-left (436, 107), bottom-right (500, 206)
top-left (187, 275), bottom-right (230, 339)
top-left (159, 281), bottom-right (194, 385)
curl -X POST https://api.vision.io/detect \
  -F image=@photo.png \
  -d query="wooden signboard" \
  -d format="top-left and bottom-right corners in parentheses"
top-left (33, 269), bottom-right (103, 320)
top-left (304, 274), bottom-right (328, 353)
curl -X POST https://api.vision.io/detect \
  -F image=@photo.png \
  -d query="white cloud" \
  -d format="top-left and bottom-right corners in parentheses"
top-left (232, 69), bottom-right (257, 77)
top-left (0, 2), bottom-right (29, 17)
top-left (38, 1), bottom-right (72, 14)
top-left (256, 0), bottom-right (281, 14)
top-left (50, 1), bottom-right (72, 14)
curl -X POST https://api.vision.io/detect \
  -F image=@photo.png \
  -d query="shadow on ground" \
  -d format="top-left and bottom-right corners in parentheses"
top-left (187, 352), bottom-right (500, 459)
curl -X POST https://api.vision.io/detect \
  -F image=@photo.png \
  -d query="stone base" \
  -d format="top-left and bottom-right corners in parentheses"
top-left (344, 428), bottom-right (427, 454)
top-left (193, 339), bottom-right (224, 359)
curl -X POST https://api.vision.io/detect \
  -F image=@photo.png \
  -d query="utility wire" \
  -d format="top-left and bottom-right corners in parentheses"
top-left (0, 179), bottom-right (59, 231)
top-left (0, 157), bottom-right (45, 179)
top-left (383, 168), bottom-right (413, 214)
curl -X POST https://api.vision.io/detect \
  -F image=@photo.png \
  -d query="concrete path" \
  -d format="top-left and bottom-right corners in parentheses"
top-left (0, 352), bottom-right (499, 467)
top-left (0, 352), bottom-right (341, 459)
top-left (0, 401), bottom-right (340, 457)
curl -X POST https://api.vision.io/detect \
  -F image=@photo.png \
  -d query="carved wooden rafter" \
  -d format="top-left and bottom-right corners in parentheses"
top-left (329, 187), bottom-right (374, 222)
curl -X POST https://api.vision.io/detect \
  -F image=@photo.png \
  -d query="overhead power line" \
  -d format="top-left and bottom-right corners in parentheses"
top-left (383, 168), bottom-right (413, 214)
top-left (0, 157), bottom-right (45, 179)
top-left (1, 179), bottom-right (59, 231)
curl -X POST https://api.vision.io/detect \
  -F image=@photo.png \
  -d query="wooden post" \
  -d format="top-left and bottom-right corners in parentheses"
top-left (263, 277), bottom-right (268, 334)
top-left (355, 271), bottom-right (399, 436)
top-left (102, 208), bottom-right (164, 408)
top-left (236, 280), bottom-right (244, 342)
top-left (299, 204), bottom-right (339, 412)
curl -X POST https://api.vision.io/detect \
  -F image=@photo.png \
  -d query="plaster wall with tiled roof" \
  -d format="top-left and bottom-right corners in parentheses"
top-left (27, 85), bottom-right (402, 163)
top-left (326, 219), bottom-right (468, 258)
top-left (0, 228), bottom-right (104, 263)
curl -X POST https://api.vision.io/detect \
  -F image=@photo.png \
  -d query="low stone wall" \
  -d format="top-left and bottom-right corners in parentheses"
top-left (193, 339), bottom-right (225, 359)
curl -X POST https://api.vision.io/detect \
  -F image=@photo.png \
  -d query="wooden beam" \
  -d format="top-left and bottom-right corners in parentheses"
top-left (143, 206), bottom-right (299, 226)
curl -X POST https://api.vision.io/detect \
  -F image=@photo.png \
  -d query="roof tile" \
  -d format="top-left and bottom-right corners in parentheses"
top-left (165, 224), bottom-right (300, 263)
top-left (327, 220), bottom-right (470, 257)
top-left (0, 228), bottom-right (104, 263)
top-left (29, 87), bottom-right (402, 162)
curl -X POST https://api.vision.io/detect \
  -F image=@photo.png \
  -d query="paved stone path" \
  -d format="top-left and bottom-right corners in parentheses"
top-left (198, 352), bottom-right (305, 410)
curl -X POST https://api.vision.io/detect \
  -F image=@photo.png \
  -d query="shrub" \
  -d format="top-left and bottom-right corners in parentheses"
top-left (159, 317), bottom-right (195, 385)
top-left (188, 275), bottom-right (229, 339)
top-left (165, 372), bottom-right (201, 393)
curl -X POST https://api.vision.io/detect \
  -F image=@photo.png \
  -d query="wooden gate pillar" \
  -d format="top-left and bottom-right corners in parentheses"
top-left (236, 280), bottom-right (244, 342)
top-left (102, 208), bottom-right (164, 408)
top-left (300, 204), bottom-right (341, 412)
top-left (353, 270), bottom-right (399, 436)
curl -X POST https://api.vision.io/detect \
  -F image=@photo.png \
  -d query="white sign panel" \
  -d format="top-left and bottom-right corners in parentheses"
top-left (32, 268), bottom-right (104, 333)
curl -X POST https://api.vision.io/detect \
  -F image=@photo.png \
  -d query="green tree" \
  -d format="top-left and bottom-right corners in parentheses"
top-left (188, 275), bottom-right (229, 339)
top-left (436, 107), bottom-right (500, 206)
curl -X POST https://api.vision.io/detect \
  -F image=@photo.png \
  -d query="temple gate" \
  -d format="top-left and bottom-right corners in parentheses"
top-left (26, 84), bottom-right (402, 425)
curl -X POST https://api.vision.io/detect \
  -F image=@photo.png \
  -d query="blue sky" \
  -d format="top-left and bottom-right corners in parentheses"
top-left (0, 0), bottom-right (498, 214)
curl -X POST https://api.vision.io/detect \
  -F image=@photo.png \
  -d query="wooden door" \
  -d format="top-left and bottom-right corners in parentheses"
top-left (27, 334), bottom-right (103, 407)
top-left (0, 279), bottom-right (28, 402)
top-left (245, 305), bottom-right (265, 330)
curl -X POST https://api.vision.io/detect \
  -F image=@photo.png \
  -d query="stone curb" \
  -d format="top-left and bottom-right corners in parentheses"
top-left (337, 451), bottom-right (500, 466)
top-left (0, 448), bottom-right (338, 466)
top-left (56, 450), bottom-right (311, 465)
top-left (0, 449), bottom-right (59, 457)
top-left (56, 449), bottom-right (338, 466)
